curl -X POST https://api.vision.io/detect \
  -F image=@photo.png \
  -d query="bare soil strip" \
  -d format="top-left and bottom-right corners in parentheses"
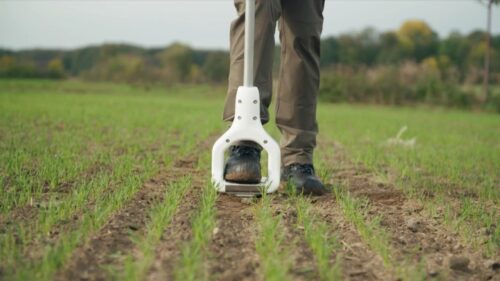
top-left (56, 136), bottom-right (215, 281)
top-left (208, 194), bottom-right (261, 281)
top-left (322, 140), bottom-right (498, 280)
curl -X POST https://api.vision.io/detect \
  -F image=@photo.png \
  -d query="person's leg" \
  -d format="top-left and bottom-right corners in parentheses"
top-left (277, 0), bottom-right (326, 195)
top-left (277, 0), bottom-right (324, 167)
top-left (223, 0), bottom-right (281, 125)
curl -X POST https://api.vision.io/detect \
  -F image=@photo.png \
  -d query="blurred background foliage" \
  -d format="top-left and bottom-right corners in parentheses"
top-left (1, 20), bottom-right (499, 111)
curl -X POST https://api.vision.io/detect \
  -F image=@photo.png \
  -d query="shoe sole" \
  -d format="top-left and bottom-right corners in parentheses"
top-left (224, 171), bottom-right (261, 184)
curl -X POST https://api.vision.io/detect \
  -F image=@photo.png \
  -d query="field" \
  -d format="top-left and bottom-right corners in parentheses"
top-left (0, 79), bottom-right (499, 281)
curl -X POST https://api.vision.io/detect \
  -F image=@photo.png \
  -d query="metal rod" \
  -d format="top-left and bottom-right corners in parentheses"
top-left (243, 0), bottom-right (255, 87)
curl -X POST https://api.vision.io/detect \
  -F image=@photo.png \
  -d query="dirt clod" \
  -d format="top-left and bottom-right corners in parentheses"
top-left (449, 256), bottom-right (470, 271)
top-left (405, 217), bottom-right (421, 232)
top-left (428, 266), bottom-right (440, 278)
top-left (484, 260), bottom-right (500, 271)
top-left (128, 224), bottom-right (140, 231)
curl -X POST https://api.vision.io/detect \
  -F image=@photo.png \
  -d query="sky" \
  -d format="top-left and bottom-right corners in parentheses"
top-left (1, 0), bottom-right (499, 50)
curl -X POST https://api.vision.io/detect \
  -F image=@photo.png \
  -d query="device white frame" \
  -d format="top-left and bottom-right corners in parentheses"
top-left (211, 86), bottom-right (281, 193)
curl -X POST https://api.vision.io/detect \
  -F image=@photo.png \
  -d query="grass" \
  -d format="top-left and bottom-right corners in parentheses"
top-left (1, 79), bottom-right (499, 279)
top-left (172, 135), bottom-right (218, 281)
top-left (254, 193), bottom-right (291, 281)
top-left (318, 104), bottom-right (500, 256)
top-left (0, 79), bottom-right (224, 280)
top-left (14, 168), bottom-right (155, 280)
top-left (333, 187), bottom-right (393, 268)
top-left (174, 183), bottom-right (218, 281)
top-left (2, 147), bottom-right (159, 280)
top-left (332, 187), bottom-right (427, 280)
top-left (293, 195), bottom-right (342, 281)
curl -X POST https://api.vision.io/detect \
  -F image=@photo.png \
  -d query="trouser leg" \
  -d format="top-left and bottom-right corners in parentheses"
top-left (277, 0), bottom-right (324, 166)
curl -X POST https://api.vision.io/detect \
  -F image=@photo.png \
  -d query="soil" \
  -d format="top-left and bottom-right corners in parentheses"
top-left (207, 186), bottom-right (394, 281)
top-left (145, 168), bottom-right (204, 281)
top-left (277, 197), bottom-right (318, 281)
top-left (309, 193), bottom-right (393, 280)
top-left (321, 140), bottom-right (500, 281)
top-left (8, 136), bottom-right (498, 281)
top-left (54, 136), bottom-right (214, 281)
top-left (208, 194), bottom-right (261, 281)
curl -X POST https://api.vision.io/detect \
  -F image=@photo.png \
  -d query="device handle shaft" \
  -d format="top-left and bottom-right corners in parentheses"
top-left (243, 0), bottom-right (255, 87)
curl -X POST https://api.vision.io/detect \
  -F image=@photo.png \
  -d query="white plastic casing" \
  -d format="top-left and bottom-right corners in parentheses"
top-left (211, 86), bottom-right (281, 193)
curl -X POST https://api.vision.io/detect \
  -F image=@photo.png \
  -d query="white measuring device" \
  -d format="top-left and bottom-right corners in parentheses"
top-left (211, 0), bottom-right (281, 197)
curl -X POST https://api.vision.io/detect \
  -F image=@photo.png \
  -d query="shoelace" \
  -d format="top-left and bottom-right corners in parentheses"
top-left (232, 146), bottom-right (260, 157)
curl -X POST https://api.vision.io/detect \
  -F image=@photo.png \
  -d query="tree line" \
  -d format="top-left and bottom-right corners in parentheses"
top-left (0, 20), bottom-right (499, 110)
top-left (0, 43), bottom-right (230, 84)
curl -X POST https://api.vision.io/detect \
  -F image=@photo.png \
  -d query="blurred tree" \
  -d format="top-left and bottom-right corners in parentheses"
top-left (337, 34), bottom-right (360, 65)
top-left (63, 46), bottom-right (101, 76)
top-left (320, 36), bottom-right (339, 67)
top-left (397, 20), bottom-right (439, 62)
top-left (83, 54), bottom-right (147, 84)
top-left (158, 43), bottom-right (194, 83)
top-left (47, 58), bottom-right (65, 79)
top-left (0, 56), bottom-right (37, 78)
top-left (202, 51), bottom-right (229, 83)
top-left (0, 56), bottom-right (15, 75)
top-left (478, 0), bottom-right (500, 103)
top-left (357, 27), bottom-right (380, 66)
top-left (439, 31), bottom-right (471, 78)
top-left (377, 31), bottom-right (404, 64)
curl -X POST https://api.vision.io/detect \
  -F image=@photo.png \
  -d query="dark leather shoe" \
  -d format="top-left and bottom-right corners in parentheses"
top-left (281, 164), bottom-right (327, 195)
top-left (224, 145), bottom-right (261, 183)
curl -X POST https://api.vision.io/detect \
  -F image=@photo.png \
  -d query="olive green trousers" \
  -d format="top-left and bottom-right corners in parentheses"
top-left (223, 0), bottom-right (324, 166)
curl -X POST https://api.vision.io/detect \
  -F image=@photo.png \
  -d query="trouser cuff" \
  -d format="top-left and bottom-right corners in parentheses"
top-left (281, 149), bottom-right (313, 167)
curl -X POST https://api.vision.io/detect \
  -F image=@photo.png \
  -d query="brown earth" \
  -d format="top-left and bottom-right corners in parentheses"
top-left (54, 167), bottom-right (181, 281)
top-left (145, 167), bottom-right (204, 281)
top-left (8, 135), bottom-right (498, 281)
top-left (275, 196), bottom-right (318, 281)
top-left (208, 194), bottom-right (261, 281)
top-left (54, 135), bottom-right (215, 281)
top-left (308, 193), bottom-right (393, 280)
top-left (207, 189), bottom-right (393, 281)
top-left (322, 140), bottom-right (500, 281)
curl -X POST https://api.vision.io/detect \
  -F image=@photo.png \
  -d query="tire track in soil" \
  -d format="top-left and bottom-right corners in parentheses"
top-left (208, 194), bottom-right (261, 281)
top-left (321, 140), bottom-right (499, 281)
top-left (55, 136), bottom-right (216, 281)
